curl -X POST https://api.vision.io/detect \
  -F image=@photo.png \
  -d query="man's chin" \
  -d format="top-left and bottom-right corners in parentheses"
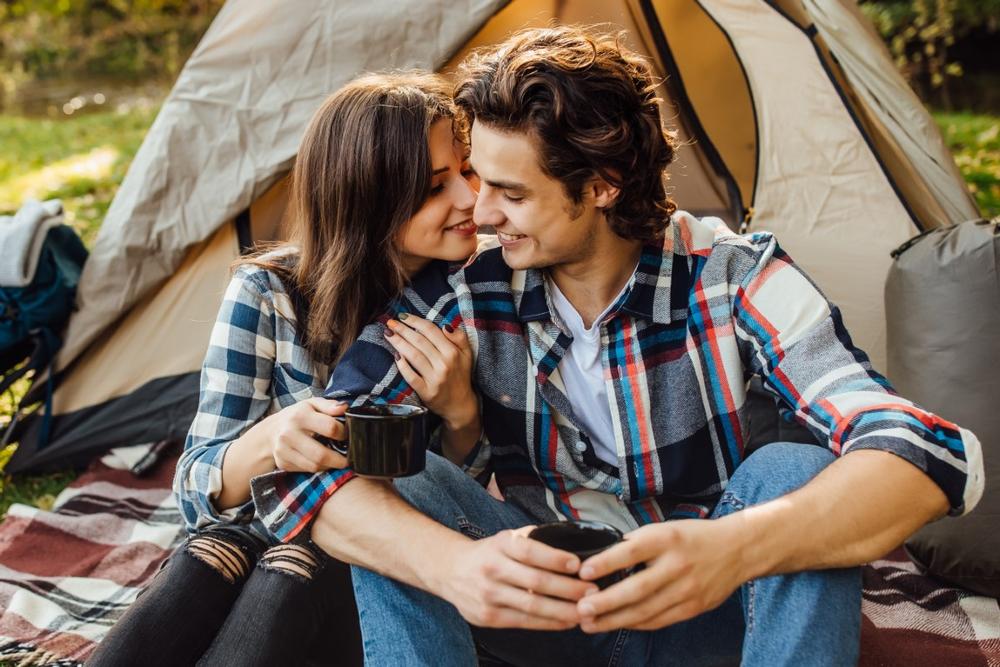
top-left (500, 246), bottom-right (547, 271)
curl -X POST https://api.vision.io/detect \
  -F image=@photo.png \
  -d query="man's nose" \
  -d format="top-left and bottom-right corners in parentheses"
top-left (473, 189), bottom-right (502, 228)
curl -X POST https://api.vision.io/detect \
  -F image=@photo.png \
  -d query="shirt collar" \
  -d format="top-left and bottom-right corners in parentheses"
top-left (514, 231), bottom-right (678, 326)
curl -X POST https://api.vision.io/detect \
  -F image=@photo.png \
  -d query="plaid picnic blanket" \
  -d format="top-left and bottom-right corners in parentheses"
top-left (0, 444), bottom-right (184, 666)
top-left (0, 446), bottom-right (997, 666)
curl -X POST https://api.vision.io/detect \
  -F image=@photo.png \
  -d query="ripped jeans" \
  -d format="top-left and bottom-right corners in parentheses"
top-left (86, 525), bottom-right (362, 667)
top-left (352, 444), bottom-right (862, 666)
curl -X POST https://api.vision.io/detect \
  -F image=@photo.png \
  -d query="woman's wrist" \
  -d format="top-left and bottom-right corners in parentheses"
top-left (441, 395), bottom-right (480, 432)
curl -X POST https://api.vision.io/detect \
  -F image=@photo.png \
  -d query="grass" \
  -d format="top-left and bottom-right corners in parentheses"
top-left (0, 103), bottom-right (159, 520)
top-left (0, 106), bottom-right (998, 522)
top-left (933, 111), bottom-right (1000, 217)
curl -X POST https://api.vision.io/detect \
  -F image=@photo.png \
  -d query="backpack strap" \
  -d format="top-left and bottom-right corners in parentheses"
top-left (1, 328), bottom-right (59, 451)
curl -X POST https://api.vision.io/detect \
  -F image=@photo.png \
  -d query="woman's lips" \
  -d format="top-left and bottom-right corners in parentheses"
top-left (445, 220), bottom-right (477, 237)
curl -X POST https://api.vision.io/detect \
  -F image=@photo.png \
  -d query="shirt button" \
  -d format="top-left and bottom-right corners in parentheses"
top-left (574, 441), bottom-right (587, 452)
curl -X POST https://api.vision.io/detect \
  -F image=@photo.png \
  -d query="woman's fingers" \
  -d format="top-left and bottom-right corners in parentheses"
top-left (304, 397), bottom-right (348, 416)
top-left (393, 355), bottom-right (426, 393)
top-left (385, 322), bottom-right (435, 376)
top-left (387, 319), bottom-right (442, 370)
top-left (395, 314), bottom-right (456, 358)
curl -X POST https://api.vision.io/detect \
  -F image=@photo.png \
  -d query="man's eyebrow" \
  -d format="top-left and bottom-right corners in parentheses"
top-left (485, 178), bottom-right (529, 193)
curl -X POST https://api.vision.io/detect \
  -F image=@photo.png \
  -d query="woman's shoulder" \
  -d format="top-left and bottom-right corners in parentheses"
top-left (229, 249), bottom-right (301, 321)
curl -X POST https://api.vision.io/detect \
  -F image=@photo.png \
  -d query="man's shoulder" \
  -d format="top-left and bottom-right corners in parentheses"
top-left (455, 235), bottom-right (511, 286)
top-left (671, 211), bottom-right (779, 279)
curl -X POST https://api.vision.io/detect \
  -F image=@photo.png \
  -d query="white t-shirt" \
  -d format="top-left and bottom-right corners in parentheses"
top-left (546, 276), bottom-right (633, 467)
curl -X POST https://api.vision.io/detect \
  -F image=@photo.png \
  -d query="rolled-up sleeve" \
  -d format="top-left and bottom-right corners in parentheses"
top-left (731, 234), bottom-right (985, 516)
top-left (174, 267), bottom-right (277, 533)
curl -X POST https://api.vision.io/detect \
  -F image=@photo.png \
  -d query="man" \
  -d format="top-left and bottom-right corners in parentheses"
top-left (252, 26), bottom-right (983, 666)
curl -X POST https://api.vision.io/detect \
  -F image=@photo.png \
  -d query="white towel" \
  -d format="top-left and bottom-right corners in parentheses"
top-left (0, 199), bottom-right (64, 287)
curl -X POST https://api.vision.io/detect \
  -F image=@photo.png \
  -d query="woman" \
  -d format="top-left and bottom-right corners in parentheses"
top-left (87, 72), bottom-right (481, 666)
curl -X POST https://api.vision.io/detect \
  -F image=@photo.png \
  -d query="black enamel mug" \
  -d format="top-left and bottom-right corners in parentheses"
top-left (328, 404), bottom-right (429, 478)
top-left (528, 520), bottom-right (627, 589)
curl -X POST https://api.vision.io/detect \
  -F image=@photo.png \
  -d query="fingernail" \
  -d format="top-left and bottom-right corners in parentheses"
top-left (398, 312), bottom-right (409, 320)
top-left (566, 559), bottom-right (578, 572)
top-left (443, 323), bottom-right (454, 333)
top-left (392, 349), bottom-right (400, 360)
top-left (584, 587), bottom-right (598, 597)
top-left (384, 328), bottom-right (394, 337)
top-left (579, 566), bottom-right (594, 579)
top-left (579, 602), bottom-right (595, 616)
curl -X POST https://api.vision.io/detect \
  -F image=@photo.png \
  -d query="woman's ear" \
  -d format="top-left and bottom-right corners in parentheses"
top-left (590, 173), bottom-right (621, 210)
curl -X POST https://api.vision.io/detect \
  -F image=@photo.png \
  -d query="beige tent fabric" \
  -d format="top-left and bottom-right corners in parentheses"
top-left (802, 0), bottom-right (978, 226)
top-left (700, 0), bottom-right (916, 371)
top-left (58, 0), bottom-right (510, 371)
top-left (647, 0), bottom-right (757, 215)
top-left (52, 180), bottom-right (289, 415)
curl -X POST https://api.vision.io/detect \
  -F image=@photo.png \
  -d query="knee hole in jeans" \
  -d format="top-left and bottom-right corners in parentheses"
top-left (184, 534), bottom-right (252, 584)
top-left (259, 544), bottom-right (322, 581)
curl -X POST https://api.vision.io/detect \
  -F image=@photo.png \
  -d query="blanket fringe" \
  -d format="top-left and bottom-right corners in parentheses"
top-left (0, 642), bottom-right (81, 667)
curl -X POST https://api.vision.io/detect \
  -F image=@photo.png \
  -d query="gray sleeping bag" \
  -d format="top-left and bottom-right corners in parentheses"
top-left (886, 218), bottom-right (1000, 598)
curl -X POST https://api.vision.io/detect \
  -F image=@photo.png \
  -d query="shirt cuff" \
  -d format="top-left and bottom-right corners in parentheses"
top-left (251, 467), bottom-right (357, 543)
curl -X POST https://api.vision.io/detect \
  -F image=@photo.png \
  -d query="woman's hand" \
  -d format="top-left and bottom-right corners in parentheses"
top-left (382, 313), bottom-right (478, 430)
top-left (256, 397), bottom-right (349, 473)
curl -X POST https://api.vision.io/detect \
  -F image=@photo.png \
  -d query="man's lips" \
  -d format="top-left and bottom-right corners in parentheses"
top-left (497, 230), bottom-right (527, 246)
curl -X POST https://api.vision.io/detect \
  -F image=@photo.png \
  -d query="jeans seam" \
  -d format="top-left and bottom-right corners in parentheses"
top-left (744, 578), bottom-right (756, 636)
top-left (457, 517), bottom-right (488, 540)
top-left (606, 629), bottom-right (630, 667)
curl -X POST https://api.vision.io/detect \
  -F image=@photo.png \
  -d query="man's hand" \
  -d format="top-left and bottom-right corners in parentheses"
top-left (436, 527), bottom-right (598, 630)
top-left (576, 518), bottom-right (747, 633)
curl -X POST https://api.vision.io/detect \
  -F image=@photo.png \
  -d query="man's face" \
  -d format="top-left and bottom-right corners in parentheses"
top-left (469, 122), bottom-right (604, 271)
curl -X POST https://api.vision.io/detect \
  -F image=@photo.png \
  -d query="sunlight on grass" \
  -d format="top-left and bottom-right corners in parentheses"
top-left (933, 112), bottom-right (1000, 217)
top-left (0, 145), bottom-right (118, 209)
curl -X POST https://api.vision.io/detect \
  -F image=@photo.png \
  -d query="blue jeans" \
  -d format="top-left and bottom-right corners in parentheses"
top-left (352, 443), bottom-right (862, 666)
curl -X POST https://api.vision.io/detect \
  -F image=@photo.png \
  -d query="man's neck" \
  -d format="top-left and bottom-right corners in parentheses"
top-left (548, 233), bottom-right (643, 329)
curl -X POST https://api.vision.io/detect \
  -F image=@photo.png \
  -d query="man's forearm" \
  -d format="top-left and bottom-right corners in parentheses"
top-left (734, 449), bottom-right (950, 581)
top-left (309, 476), bottom-right (472, 594)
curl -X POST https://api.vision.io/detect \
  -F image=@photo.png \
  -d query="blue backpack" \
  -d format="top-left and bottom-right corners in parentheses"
top-left (1, 224), bottom-right (88, 450)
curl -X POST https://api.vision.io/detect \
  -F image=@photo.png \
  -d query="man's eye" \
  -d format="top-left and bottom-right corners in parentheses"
top-left (503, 192), bottom-right (524, 203)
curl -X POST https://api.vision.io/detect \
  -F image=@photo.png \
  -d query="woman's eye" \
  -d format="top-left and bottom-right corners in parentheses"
top-left (429, 183), bottom-right (445, 196)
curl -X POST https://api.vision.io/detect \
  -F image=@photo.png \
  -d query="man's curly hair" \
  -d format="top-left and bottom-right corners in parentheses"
top-left (454, 25), bottom-right (677, 242)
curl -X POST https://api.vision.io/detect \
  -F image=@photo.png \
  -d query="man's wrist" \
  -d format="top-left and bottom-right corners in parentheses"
top-left (719, 506), bottom-right (784, 583)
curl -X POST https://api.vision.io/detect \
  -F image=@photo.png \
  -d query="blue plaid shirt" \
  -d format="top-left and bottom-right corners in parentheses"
top-left (252, 213), bottom-right (984, 543)
top-left (174, 258), bottom-right (327, 542)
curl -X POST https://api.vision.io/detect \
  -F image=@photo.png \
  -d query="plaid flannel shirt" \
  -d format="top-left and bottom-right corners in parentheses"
top-left (174, 260), bottom-right (327, 542)
top-left (252, 212), bottom-right (984, 543)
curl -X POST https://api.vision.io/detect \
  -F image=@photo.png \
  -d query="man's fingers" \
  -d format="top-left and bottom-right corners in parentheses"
top-left (579, 583), bottom-right (675, 634)
top-left (577, 563), bottom-right (673, 625)
top-left (473, 605), bottom-right (578, 631)
top-left (483, 582), bottom-right (582, 624)
top-left (502, 529), bottom-right (580, 574)
top-left (579, 532), bottom-right (658, 581)
top-left (493, 558), bottom-right (596, 602)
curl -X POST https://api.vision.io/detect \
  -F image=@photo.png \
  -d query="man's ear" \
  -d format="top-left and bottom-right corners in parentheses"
top-left (590, 173), bottom-right (621, 210)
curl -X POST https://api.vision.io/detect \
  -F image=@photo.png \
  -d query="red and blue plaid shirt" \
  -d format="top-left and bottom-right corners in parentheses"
top-left (251, 212), bottom-right (984, 543)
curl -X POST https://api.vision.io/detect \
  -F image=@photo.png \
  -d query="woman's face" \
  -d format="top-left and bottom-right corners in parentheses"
top-left (398, 119), bottom-right (479, 276)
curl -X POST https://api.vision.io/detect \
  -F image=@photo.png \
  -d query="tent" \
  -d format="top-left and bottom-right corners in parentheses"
top-left (7, 0), bottom-right (979, 473)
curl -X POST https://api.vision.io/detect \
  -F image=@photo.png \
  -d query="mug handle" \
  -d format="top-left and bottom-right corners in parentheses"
top-left (318, 415), bottom-right (349, 455)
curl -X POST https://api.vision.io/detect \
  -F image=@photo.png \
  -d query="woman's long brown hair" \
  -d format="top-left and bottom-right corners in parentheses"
top-left (242, 72), bottom-right (455, 365)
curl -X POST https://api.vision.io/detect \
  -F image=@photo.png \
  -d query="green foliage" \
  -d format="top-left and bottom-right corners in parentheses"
top-left (934, 111), bottom-right (1000, 217)
top-left (0, 103), bottom-right (159, 244)
top-left (0, 0), bottom-right (224, 108)
top-left (860, 0), bottom-right (1000, 107)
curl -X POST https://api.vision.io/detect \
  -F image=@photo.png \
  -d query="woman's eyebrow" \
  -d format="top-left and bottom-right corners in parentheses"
top-left (432, 166), bottom-right (450, 175)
